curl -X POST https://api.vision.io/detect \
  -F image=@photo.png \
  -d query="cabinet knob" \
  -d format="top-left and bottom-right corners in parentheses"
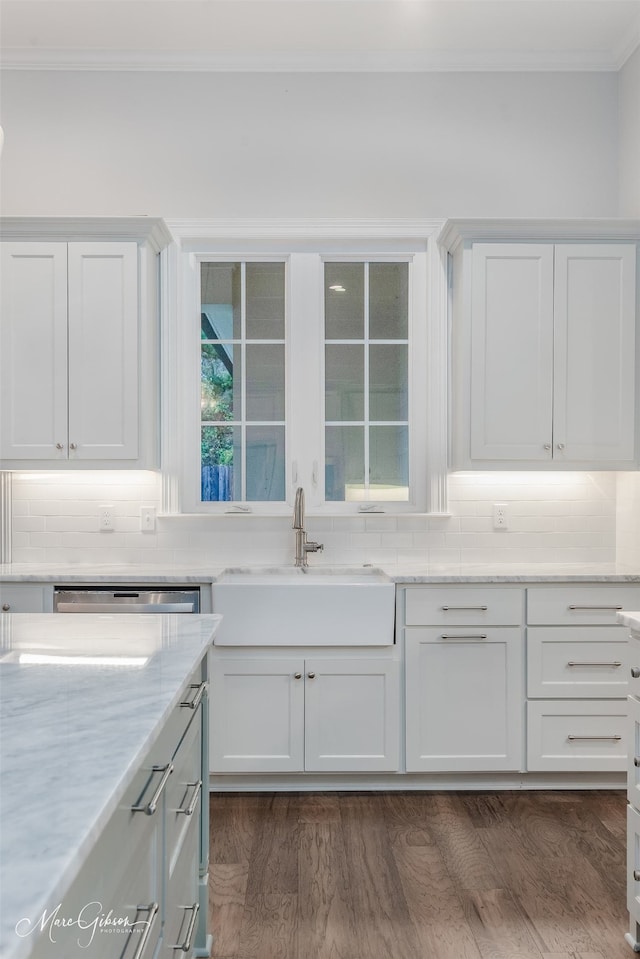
top-left (56, 442), bottom-right (64, 450)
top-left (294, 672), bottom-right (302, 680)
top-left (556, 443), bottom-right (565, 451)
top-left (543, 444), bottom-right (551, 451)
top-left (632, 667), bottom-right (640, 679)
top-left (2, 604), bottom-right (9, 611)
top-left (69, 443), bottom-right (77, 451)
top-left (634, 870), bottom-right (640, 882)
top-left (307, 672), bottom-right (316, 679)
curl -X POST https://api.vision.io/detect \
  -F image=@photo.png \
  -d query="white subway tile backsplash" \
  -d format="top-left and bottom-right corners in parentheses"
top-left (6, 469), bottom-right (634, 568)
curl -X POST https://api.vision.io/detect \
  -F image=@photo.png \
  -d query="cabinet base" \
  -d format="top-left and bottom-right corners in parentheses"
top-left (209, 770), bottom-right (626, 792)
top-left (625, 930), bottom-right (640, 952)
top-left (194, 934), bottom-right (214, 957)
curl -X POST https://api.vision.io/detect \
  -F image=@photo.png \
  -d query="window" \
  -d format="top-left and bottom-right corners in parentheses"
top-left (170, 222), bottom-right (445, 515)
top-left (200, 261), bottom-right (286, 502)
top-left (324, 261), bottom-right (409, 503)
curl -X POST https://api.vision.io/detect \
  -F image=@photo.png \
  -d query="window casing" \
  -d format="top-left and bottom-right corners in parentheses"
top-left (170, 224), bottom-right (445, 515)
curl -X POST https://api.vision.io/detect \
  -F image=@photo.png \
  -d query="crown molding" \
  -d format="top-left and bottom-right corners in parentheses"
top-left (0, 216), bottom-right (172, 252)
top-left (166, 217), bottom-right (445, 242)
top-left (439, 218), bottom-right (640, 251)
top-left (1, 46), bottom-right (635, 73)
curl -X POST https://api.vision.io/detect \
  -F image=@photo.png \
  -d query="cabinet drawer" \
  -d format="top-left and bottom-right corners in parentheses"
top-left (527, 586), bottom-right (640, 625)
top-left (404, 586), bottom-right (523, 626)
top-left (527, 700), bottom-right (626, 771)
top-left (628, 805), bottom-right (640, 926)
top-left (162, 806), bottom-right (200, 958)
top-left (630, 636), bottom-right (640, 699)
top-left (527, 626), bottom-right (628, 699)
top-left (166, 704), bottom-right (202, 872)
top-left (628, 696), bottom-right (640, 808)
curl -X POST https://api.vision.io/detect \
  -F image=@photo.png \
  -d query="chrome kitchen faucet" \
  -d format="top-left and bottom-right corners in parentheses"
top-left (293, 487), bottom-right (323, 567)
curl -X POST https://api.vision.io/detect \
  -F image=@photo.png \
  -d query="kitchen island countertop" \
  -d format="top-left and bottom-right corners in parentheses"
top-left (617, 611), bottom-right (640, 631)
top-left (0, 612), bottom-right (221, 959)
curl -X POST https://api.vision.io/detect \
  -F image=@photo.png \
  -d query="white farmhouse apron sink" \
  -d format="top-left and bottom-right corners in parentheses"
top-left (212, 568), bottom-right (395, 646)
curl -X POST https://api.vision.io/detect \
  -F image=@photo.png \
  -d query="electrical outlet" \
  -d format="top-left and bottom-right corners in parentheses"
top-left (140, 506), bottom-right (156, 532)
top-left (493, 503), bottom-right (509, 530)
top-left (99, 505), bottom-right (115, 532)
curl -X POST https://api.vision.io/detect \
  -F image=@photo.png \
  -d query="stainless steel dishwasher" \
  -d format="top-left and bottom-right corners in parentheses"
top-left (53, 586), bottom-right (201, 613)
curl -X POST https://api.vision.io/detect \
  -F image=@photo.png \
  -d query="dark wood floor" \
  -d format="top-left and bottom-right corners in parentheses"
top-left (208, 790), bottom-right (629, 959)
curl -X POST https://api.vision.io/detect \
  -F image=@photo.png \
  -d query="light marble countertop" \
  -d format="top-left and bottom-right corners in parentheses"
top-left (0, 613), bottom-right (221, 959)
top-left (617, 611), bottom-right (640, 631)
top-left (1, 562), bottom-right (640, 584)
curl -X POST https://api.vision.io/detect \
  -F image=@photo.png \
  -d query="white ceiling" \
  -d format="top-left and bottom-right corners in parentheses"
top-left (1, 0), bottom-right (639, 72)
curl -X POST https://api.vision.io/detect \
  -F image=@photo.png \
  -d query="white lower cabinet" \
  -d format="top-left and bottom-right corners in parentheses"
top-left (0, 583), bottom-right (51, 612)
top-left (28, 661), bottom-right (210, 959)
top-left (210, 650), bottom-right (400, 774)
top-left (405, 626), bottom-right (524, 772)
top-left (402, 585), bottom-right (525, 773)
top-left (525, 585), bottom-right (638, 774)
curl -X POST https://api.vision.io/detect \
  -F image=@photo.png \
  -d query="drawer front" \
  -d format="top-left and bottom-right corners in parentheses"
top-left (165, 704), bottom-right (202, 872)
top-left (161, 809), bottom-right (200, 958)
top-left (630, 637), bottom-right (640, 699)
top-left (628, 696), bottom-right (640, 808)
top-left (527, 626), bottom-right (628, 699)
top-left (527, 586), bottom-right (640, 626)
top-left (527, 700), bottom-right (626, 771)
top-left (28, 796), bottom-right (161, 959)
top-left (404, 586), bottom-right (523, 626)
top-left (628, 805), bottom-right (640, 925)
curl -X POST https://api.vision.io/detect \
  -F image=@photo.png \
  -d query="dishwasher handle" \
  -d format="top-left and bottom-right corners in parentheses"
top-left (55, 602), bottom-right (198, 613)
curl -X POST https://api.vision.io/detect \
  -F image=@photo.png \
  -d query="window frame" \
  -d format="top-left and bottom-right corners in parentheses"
top-left (163, 220), bottom-right (448, 516)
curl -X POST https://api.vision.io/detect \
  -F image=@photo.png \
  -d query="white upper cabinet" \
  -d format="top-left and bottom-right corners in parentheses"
top-left (444, 221), bottom-right (639, 470)
top-left (0, 218), bottom-right (171, 469)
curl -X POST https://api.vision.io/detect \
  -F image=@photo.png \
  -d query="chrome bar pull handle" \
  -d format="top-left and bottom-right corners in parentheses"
top-left (568, 605), bottom-right (623, 611)
top-left (180, 681), bottom-right (207, 710)
top-left (177, 780), bottom-right (202, 817)
top-left (567, 661), bottom-right (622, 668)
top-left (441, 633), bottom-right (487, 640)
top-left (441, 605), bottom-right (488, 611)
top-left (130, 902), bottom-right (159, 959)
top-left (170, 903), bottom-right (199, 953)
top-left (132, 763), bottom-right (173, 815)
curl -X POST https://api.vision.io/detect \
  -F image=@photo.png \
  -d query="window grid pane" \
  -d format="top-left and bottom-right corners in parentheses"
top-left (201, 261), bottom-right (286, 503)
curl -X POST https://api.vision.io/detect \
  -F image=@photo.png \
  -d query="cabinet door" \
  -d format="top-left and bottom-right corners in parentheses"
top-left (0, 243), bottom-right (68, 459)
top-left (470, 243), bottom-right (554, 461)
top-left (553, 244), bottom-right (636, 465)
top-left (67, 243), bottom-right (139, 460)
top-left (210, 656), bottom-right (304, 772)
top-left (0, 583), bottom-right (50, 612)
top-left (304, 657), bottom-right (400, 772)
top-left (405, 626), bottom-right (524, 772)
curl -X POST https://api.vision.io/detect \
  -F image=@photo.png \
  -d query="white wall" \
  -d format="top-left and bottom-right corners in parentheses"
top-left (619, 46), bottom-right (640, 216)
top-left (0, 69), bottom-right (619, 218)
top-left (10, 471), bottom-right (616, 568)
